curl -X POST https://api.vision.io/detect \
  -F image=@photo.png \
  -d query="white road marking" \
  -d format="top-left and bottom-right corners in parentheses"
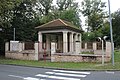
top-left (105, 71), bottom-right (115, 74)
top-left (24, 77), bottom-right (40, 80)
top-left (46, 72), bottom-right (87, 77)
top-left (8, 75), bottom-right (42, 80)
top-left (8, 75), bottom-right (24, 79)
top-left (36, 74), bottom-right (81, 80)
top-left (53, 70), bottom-right (91, 74)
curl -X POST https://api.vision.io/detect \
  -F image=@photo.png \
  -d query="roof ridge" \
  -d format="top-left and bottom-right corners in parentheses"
top-left (36, 19), bottom-right (60, 28)
top-left (58, 19), bottom-right (68, 26)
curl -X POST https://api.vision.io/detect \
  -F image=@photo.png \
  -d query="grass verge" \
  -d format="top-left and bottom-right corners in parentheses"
top-left (0, 51), bottom-right (120, 70)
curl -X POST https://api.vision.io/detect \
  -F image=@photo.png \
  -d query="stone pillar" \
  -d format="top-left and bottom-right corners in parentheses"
top-left (46, 34), bottom-right (50, 51)
top-left (69, 32), bottom-right (74, 53)
top-left (75, 41), bottom-right (80, 54)
top-left (75, 33), bottom-right (80, 54)
top-left (106, 42), bottom-right (112, 57)
top-left (93, 42), bottom-right (97, 50)
top-left (22, 42), bottom-right (25, 50)
top-left (5, 42), bottom-right (9, 51)
top-left (85, 43), bottom-right (87, 49)
top-left (63, 31), bottom-right (68, 53)
top-left (78, 33), bottom-right (82, 52)
top-left (35, 42), bottom-right (38, 60)
top-left (19, 42), bottom-right (22, 52)
top-left (38, 32), bottom-right (42, 51)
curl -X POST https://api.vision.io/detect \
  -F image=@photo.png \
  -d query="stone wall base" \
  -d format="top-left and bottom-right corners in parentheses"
top-left (5, 50), bottom-right (36, 60)
top-left (51, 54), bottom-right (111, 62)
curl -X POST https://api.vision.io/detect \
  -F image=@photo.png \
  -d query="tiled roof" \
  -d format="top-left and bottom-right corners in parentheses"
top-left (35, 19), bottom-right (82, 32)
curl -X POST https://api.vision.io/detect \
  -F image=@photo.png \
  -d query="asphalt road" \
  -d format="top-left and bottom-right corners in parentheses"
top-left (0, 64), bottom-right (120, 80)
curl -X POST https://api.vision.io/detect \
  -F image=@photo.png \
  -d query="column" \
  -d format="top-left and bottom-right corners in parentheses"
top-left (63, 31), bottom-right (68, 53)
top-left (38, 32), bottom-right (42, 51)
top-left (46, 34), bottom-right (50, 51)
top-left (75, 33), bottom-right (80, 54)
top-left (74, 33), bottom-right (77, 52)
top-left (79, 33), bottom-right (82, 42)
top-left (69, 32), bottom-right (73, 52)
top-left (78, 33), bottom-right (82, 51)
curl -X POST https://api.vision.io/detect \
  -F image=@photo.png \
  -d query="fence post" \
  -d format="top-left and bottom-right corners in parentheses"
top-left (93, 42), bottom-right (97, 51)
top-left (35, 42), bottom-right (38, 60)
top-left (5, 42), bottom-right (9, 51)
top-left (106, 42), bottom-right (112, 57)
top-left (85, 43), bottom-right (87, 49)
top-left (19, 42), bottom-right (22, 52)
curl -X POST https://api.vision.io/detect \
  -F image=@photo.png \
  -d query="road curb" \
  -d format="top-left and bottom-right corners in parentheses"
top-left (1, 64), bottom-right (120, 71)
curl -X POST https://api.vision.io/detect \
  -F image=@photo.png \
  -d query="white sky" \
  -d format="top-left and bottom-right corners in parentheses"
top-left (53, 0), bottom-right (120, 30)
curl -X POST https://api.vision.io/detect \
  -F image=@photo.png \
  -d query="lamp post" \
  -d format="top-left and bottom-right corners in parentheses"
top-left (13, 28), bottom-right (15, 41)
top-left (98, 37), bottom-right (104, 65)
top-left (0, 28), bottom-right (2, 31)
top-left (108, 0), bottom-right (114, 66)
top-left (98, 36), bottom-right (108, 65)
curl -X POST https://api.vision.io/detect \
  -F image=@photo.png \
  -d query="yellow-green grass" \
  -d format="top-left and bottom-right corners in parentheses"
top-left (0, 51), bottom-right (120, 70)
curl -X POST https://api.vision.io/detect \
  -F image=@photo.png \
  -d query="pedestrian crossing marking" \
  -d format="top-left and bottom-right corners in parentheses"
top-left (53, 70), bottom-right (91, 74)
top-left (36, 74), bottom-right (81, 80)
top-left (46, 72), bottom-right (86, 77)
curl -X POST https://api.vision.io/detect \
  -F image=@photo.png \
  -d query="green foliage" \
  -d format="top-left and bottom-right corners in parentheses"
top-left (82, 32), bottom-right (95, 42)
top-left (81, 0), bottom-right (107, 31)
top-left (0, 0), bottom-right (81, 43)
top-left (0, 0), bottom-right (22, 28)
top-left (112, 9), bottom-right (120, 48)
top-left (39, 0), bottom-right (81, 28)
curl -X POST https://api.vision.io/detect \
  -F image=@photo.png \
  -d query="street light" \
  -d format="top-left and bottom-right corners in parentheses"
top-left (0, 28), bottom-right (2, 31)
top-left (108, 0), bottom-right (114, 66)
top-left (98, 36), bottom-right (108, 65)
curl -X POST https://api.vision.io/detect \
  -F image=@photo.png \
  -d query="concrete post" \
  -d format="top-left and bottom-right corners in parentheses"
top-left (63, 31), bottom-right (68, 53)
top-left (46, 34), bottom-right (50, 51)
top-left (93, 42), bottom-right (97, 50)
top-left (19, 42), bottom-right (22, 52)
top-left (38, 32), bottom-right (42, 51)
top-left (5, 42), bottom-right (9, 51)
top-left (106, 42), bottom-right (112, 57)
top-left (85, 43), bottom-right (87, 49)
top-left (22, 42), bottom-right (25, 51)
top-left (70, 32), bottom-right (73, 52)
top-left (75, 33), bottom-right (80, 54)
top-left (35, 42), bottom-right (38, 60)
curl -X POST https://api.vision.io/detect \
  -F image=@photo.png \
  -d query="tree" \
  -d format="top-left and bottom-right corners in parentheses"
top-left (81, 0), bottom-right (107, 31)
top-left (35, 0), bottom-right (53, 15)
top-left (39, 0), bottom-right (81, 27)
top-left (112, 9), bottom-right (120, 48)
top-left (10, 0), bottom-right (37, 41)
top-left (56, 0), bottom-right (78, 10)
top-left (0, 0), bottom-right (22, 29)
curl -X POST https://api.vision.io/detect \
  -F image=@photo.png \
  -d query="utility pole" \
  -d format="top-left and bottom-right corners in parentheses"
top-left (108, 0), bottom-right (114, 66)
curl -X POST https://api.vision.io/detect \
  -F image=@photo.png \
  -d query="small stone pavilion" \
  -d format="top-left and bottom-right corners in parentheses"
top-left (36, 19), bottom-right (83, 56)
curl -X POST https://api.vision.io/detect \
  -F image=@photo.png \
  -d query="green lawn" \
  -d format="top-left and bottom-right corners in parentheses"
top-left (0, 51), bottom-right (120, 70)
